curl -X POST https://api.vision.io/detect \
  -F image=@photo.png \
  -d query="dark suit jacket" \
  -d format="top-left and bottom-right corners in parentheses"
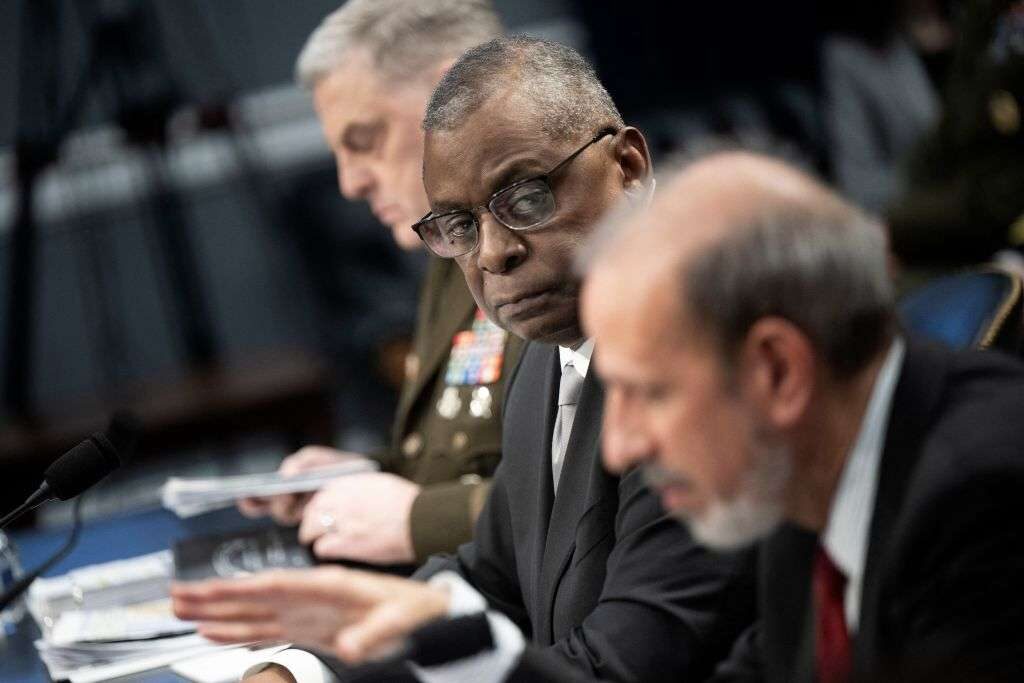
top-left (480, 340), bottom-right (1024, 683)
top-left (417, 342), bottom-right (756, 682)
top-left (711, 340), bottom-right (1024, 683)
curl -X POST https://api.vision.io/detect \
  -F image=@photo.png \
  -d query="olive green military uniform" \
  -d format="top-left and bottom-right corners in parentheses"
top-left (377, 257), bottom-right (524, 562)
top-left (888, 0), bottom-right (1024, 288)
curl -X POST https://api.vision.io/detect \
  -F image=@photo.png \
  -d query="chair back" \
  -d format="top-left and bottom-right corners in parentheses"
top-left (899, 266), bottom-right (1024, 355)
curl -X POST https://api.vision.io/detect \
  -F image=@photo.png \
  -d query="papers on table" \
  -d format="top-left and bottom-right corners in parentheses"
top-left (161, 460), bottom-right (380, 517)
top-left (26, 551), bottom-right (249, 682)
top-left (48, 598), bottom-right (194, 646)
top-left (29, 550), bottom-right (173, 618)
top-left (38, 634), bottom-right (247, 683)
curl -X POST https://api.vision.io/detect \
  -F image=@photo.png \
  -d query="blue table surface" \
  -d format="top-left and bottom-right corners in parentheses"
top-left (0, 506), bottom-right (267, 683)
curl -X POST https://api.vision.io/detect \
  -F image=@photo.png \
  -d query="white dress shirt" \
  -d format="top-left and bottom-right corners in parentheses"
top-left (820, 337), bottom-right (905, 632)
top-left (559, 339), bottom-right (595, 379)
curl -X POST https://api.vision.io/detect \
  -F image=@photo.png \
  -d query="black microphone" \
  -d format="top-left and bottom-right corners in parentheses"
top-left (0, 412), bottom-right (140, 612)
top-left (0, 411), bottom-right (140, 529)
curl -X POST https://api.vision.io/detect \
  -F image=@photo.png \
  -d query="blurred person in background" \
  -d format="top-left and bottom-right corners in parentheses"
top-left (822, 0), bottom-right (943, 215)
top-left (887, 0), bottom-right (1024, 285)
top-left (238, 0), bottom-right (526, 569)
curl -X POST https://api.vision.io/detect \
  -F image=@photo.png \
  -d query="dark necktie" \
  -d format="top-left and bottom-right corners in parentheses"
top-left (551, 362), bottom-right (584, 491)
top-left (814, 544), bottom-right (851, 683)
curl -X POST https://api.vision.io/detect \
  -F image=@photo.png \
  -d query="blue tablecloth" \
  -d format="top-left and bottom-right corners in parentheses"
top-left (0, 506), bottom-right (267, 683)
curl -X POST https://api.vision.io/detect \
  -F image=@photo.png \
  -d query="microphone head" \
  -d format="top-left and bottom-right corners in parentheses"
top-left (43, 411), bottom-right (141, 501)
top-left (104, 410), bottom-right (141, 463)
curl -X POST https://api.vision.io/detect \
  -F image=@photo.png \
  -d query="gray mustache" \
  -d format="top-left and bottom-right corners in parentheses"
top-left (642, 465), bottom-right (690, 490)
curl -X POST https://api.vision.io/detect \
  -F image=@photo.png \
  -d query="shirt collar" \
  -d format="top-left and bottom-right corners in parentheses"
top-left (558, 339), bottom-right (595, 379)
top-left (821, 336), bottom-right (905, 631)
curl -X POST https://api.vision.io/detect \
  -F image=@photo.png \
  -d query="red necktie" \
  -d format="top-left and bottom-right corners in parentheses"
top-left (814, 544), bottom-right (851, 683)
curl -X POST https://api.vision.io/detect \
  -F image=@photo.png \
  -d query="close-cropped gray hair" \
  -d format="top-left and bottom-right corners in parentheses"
top-left (296, 0), bottom-right (503, 89)
top-left (423, 36), bottom-right (624, 140)
top-left (684, 197), bottom-right (896, 379)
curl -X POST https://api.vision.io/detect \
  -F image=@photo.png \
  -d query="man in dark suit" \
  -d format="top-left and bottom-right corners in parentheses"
top-left (573, 151), bottom-right (1024, 682)
top-left (172, 37), bottom-right (755, 683)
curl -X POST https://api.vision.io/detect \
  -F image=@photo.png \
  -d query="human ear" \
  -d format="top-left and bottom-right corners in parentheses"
top-left (737, 318), bottom-right (815, 430)
top-left (613, 127), bottom-right (653, 200)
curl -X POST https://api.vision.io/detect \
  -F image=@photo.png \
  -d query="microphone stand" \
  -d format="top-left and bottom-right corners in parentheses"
top-left (0, 483), bottom-right (55, 530)
top-left (0, 495), bottom-right (85, 612)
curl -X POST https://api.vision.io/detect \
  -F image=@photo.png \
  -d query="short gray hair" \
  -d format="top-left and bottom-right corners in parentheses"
top-left (685, 196), bottom-right (896, 379)
top-left (296, 0), bottom-right (503, 89)
top-left (423, 36), bottom-right (624, 140)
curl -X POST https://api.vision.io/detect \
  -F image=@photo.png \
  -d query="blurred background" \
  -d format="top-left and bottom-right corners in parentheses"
top-left (1, 0), bottom-right (1020, 527)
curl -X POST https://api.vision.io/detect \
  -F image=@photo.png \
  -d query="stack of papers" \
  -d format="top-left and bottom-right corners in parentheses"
top-left (29, 550), bottom-right (173, 620)
top-left (161, 460), bottom-right (380, 517)
top-left (36, 633), bottom-right (241, 683)
top-left (48, 598), bottom-right (194, 646)
top-left (27, 552), bottom-right (273, 683)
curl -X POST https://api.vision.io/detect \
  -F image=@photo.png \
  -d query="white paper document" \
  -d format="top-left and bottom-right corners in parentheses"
top-left (161, 459), bottom-right (380, 517)
top-left (49, 598), bottom-right (194, 646)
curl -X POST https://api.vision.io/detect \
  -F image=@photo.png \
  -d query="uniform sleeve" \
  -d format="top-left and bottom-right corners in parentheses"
top-left (409, 478), bottom-right (492, 562)
top-left (414, 460), bottom-right (533, 637)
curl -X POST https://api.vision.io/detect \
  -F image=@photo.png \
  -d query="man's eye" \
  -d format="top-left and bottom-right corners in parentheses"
top-left (641, 384), bottom-right (669, 403)
top-left (343, 124), bottom-right (383, 153)
top-left (506, 187), bottom-right (552, 220)
top-left (441, 215), bottom-right (475, 241)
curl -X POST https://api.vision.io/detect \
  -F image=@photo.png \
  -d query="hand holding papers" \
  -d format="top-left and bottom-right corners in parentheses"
top-left (161, 457), bottom-right (380, 518)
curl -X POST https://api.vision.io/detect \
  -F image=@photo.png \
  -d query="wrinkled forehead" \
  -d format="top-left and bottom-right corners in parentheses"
top-left (422, 95), bottom-right (571, 209)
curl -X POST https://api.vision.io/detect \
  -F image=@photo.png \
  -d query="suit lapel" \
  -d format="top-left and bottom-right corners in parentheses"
top-left (509, 344), bottom-right (560, 629)
top-left (762, 524), bottom-right (818, 683)
top-left (854, 340), bottom-right (949, 676)
top-left (536, 366), bottom-right (606, 643)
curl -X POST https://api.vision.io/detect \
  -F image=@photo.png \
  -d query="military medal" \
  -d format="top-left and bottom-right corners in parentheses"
top-left (437, 386), bottom-right (462, 419)
top-left (444, 310), bottom-right (507, 386)
top-left (469, 386), bottom-right (493, 419)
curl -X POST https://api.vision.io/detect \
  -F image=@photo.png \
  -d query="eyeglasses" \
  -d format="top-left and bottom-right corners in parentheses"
top-left (411, 128), bottom-right (618, 258)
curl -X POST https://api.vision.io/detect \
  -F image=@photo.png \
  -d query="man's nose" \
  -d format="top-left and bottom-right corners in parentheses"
top-left (337, 158), bottom-right (375, 201)
top-left (475, 213), bottom-right (527, 274)
top-left (601, 394), bottom-right (654, 474)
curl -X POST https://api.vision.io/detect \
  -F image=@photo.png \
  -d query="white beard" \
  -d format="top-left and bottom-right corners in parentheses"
top-left (681, 439), bottom-right (793, 551)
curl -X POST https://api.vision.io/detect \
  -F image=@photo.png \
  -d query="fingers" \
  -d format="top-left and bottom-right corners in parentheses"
top-left (280, 446), bottom-right (350, 476)
top-left (334, 602), bottom-right (424, 664)
top-left (297, 489), bottom-right (347, 544)
top-left (173, 596), bottom-right (276, 622)
top-left (269, 493), bottom-right (308, 526)
top-left (297, 506), bottom-right (325, 545)
top-left (171, 575), bottom-right (281, 605)
top-left (197, 620), bottom-right (285, 644)
top-left (333, 581), bottom-right (450, 663)
top-left (312, 533), bottom-right (349, 560)
top-left (237, 497), bottom-right (270, 518)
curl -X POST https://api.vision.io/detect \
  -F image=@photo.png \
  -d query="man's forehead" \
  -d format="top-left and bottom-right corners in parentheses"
top-left (423, 105), bottom-right (568, 206)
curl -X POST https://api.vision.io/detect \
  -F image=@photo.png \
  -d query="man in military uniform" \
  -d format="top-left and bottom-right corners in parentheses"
top-left (887, 0), bottom-right (1024, 285)
top-left (238, 0), bottom-right (524, 566)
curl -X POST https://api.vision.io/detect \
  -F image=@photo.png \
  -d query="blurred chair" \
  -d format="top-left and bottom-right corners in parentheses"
top-left (899, 266), bottom-right (1024, 355)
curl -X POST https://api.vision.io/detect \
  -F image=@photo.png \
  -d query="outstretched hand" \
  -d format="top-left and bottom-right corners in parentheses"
top-left (171, 567), bottom-right (451, 664)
